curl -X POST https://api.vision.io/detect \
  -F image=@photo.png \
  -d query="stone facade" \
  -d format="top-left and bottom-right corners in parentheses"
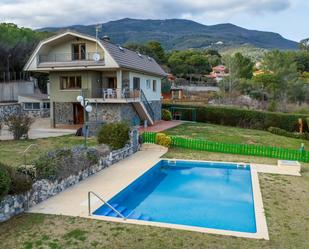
top-left (89, 103), bottom-right (140, 125)
top-left (54, 102), bottom-right (74, 124)
top-left (0, 103), bottom-right (21, 120)
top-left (149, 100), bottom-right (162, 121)
top-left (23, 108), bottom-right (50, 119)
top-left (0, 128), bottom-right (140, 222)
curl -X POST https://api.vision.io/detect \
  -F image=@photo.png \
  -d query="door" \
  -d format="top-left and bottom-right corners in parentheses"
top-left (107, 77), bottom-right (116, 89)
top-left (133, 77), bottom-right (140, 90)
top-left (73, 103), bottom-right (84, 124)
top-left (72, 43), bottom-right (86, 60)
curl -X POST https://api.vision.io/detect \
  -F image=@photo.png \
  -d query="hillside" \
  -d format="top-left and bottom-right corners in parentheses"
top-left (38, 18), bottom-right (298, 51)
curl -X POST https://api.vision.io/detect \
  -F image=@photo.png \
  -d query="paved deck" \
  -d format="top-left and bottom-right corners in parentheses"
top-left (27, 144), bottom-right (301, 239)
top-left (29, 144), bottom-right (168, 216)
top-left (139, 120), bottom-right (182, 133)
top-left (0, 118), bottom-right (75, 140)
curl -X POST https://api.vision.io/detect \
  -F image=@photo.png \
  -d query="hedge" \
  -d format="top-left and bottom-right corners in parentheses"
top-left (163, 104), bottom-right (308, 132)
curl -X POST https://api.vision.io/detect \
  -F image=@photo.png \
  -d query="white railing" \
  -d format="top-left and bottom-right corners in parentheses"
top-left (38, 52), bottom-right (104, 63)
top-left (102, 88), bottom-right (141, 100)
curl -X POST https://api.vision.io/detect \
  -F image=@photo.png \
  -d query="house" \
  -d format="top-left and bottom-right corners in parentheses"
top-left (24, 30), bottom-right (167, 128)
top-left (18, 93), bottom-right (50, 118)
top-left (207, 65), bottom-right (229, 82)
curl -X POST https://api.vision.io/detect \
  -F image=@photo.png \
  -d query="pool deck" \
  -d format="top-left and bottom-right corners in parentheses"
top-left (28, 144), bottom-right (301, 240)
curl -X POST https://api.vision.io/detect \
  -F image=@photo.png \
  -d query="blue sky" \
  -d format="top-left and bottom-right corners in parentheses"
top-left (0, 0), bottom-right (308, 42)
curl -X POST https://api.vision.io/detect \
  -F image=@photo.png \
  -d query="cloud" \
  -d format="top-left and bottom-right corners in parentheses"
top-left (0, 0), bottom-right (291, 28)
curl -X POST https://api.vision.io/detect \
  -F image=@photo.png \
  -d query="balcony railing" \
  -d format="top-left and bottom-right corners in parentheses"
top-left (38, 52), bottom-right (105, 64)
top-left (102, 88), bottom-right (140, 100)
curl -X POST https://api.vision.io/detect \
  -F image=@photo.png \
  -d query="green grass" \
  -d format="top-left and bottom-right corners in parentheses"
top-left (1, 164), bottom-right (309, 249)
top-left (165, 122), bottom-right (309, 150)
top-left (0, 135), bottom-right (97, 167)
top-left (1, 123), bottom-right (309, 248)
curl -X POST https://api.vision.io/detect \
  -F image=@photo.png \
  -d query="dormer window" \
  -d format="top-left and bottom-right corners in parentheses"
top-left (72, 43), bottom-right (86, 60)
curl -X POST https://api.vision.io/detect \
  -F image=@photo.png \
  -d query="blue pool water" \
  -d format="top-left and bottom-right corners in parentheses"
top-left (93, 160), bottom-right (256, 233)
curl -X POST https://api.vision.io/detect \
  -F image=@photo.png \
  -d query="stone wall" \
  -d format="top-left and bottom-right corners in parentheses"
top-left (0, 128), bottom-right (140, 222)
top-left (0, 103), bottom-right (21, 121)
top-left (89, 103), bottom-right (140, 126)
top-left (54, 102), bottom-right (74, 124)
top-left (149, 100), bottom-right (162, 121)
top-left (23, 108), bottom-right (50, 119)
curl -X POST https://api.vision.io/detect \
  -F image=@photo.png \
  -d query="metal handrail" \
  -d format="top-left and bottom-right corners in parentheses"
top-left (140, 89), bottom-right (155, 121)
top-left (88, 191), bottom-right (126, 220)
top-left (22, 144), bottom-right (39, 166)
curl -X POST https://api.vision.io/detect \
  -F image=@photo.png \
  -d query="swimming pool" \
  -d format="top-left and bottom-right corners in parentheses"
top-left (93, 160), bottom-right (258, 234)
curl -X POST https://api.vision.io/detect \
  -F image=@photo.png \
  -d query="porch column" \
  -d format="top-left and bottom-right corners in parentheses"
top-left (116, 70), bottom-right (122, 98)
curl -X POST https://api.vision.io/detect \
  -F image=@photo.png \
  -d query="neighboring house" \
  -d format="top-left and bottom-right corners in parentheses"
top-left (24, 30), bottom-right (167, 127)
top-left (207, 65), bottom-right (229, 82)
top-left (18, 93), bottom-right (50, 118)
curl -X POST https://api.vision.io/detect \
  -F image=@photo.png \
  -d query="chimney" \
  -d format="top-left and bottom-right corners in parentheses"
top-left (101, 35), bottom-right (110, 41)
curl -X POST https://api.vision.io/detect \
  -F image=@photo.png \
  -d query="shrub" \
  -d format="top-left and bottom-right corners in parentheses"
top-left (4, 113), bottom-right (33, 140)
top-left (155, 133), bottom-right (172, 147)
top-left (268, 127), bottom-right (309, 141)
top-left (8, 171), bottom-right (33, 195)
top-left (0, 163), bottom-right (11, 200)
top-left (162, 109), bottom-right (172, 121)
top-left (97, 123), bottom-right (130, 150)
top-left (163, 104), bottom-right (309, 132)
top-left (34, 146), bottom-right (99, 181)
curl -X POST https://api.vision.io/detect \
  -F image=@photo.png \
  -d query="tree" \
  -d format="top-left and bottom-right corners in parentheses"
top-left (0, 23), bottom-right (51, 73)
top-left (125, 41), bottom-right (166, 64)
top-left (229, 52), bottom-right (254, 79)
top-left (168, 50), bottom-right (211, 83)
top-left (204, 49), bottom-right (222, 67)
top-left (299, 38), bottom-right (309, 51)
top-left (262, 50), bottom-right (300, 109)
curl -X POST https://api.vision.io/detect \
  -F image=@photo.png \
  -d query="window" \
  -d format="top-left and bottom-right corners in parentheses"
top-left (43, 102), bottom-right (50, 109)
top-left (60, 76), bottom-right (82, 90)
top-left (146, 79), bottom-right (151, 89)
top-left (24, 102), bottom-right (40, 110)
top-left (152, 80), bottom-right (157, 92)
top-left (72, 43), bottom-right (86, 60)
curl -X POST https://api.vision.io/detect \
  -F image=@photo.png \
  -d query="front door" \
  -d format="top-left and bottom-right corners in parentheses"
top-left (73, 103), bottom-right (84, 124)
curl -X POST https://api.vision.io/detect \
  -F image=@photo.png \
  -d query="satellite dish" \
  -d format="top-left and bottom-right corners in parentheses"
top-left (93, 53), bottom-right (100, 62)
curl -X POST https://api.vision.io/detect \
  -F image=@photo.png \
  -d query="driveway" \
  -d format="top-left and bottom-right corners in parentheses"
top-left (0, 118), bottom-right (76, 140)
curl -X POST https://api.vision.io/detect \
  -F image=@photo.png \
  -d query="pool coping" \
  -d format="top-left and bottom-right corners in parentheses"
top-left (91, 158), bottom-right (270, 240)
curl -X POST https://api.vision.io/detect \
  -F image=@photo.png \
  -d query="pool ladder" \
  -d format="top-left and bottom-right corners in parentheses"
top-left (88, 191), bottom-right (126, 220)
top-left (236, 163), bottom-right (248, 168)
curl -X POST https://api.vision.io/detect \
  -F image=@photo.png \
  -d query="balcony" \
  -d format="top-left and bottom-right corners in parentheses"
top-left (37, 52), bottom-right (105, 68)
top-left (88, 88), bottom-right (141, 103)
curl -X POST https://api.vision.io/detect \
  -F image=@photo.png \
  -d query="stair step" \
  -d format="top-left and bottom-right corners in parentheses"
top-left (103, 204), bottom-right (120, 216)
top-left (139, 215), bottom-right (151, 221)
top-left (108, 206), bottom-right (127, 217)
top-left (122, 208), bottom-right (133, 217)
top-left (127, 211), bottom-right (142, 220)
top-left (93, 203), bottom-right (119, 216)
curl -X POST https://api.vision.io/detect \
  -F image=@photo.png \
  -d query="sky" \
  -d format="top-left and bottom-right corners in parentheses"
top-left (0, 0), bottom-right (308, 42)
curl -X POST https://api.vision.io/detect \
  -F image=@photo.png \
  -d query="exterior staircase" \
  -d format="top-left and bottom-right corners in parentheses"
top-left (132, 89), bottom-right (155, 126)
top-left (93, 203), bottom-right (152, 221)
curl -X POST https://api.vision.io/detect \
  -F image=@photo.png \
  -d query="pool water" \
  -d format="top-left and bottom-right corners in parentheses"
top-left (93, 160), bottom-right (256, 233)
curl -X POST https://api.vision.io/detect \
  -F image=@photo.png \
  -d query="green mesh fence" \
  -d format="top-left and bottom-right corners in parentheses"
top-left (142, 132), bottom-right (309, 163)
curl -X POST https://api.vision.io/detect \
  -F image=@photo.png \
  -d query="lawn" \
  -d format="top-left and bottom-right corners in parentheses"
top-left (165, 122), bottom-right (309, 150)
top-left (1, 123), bottom-right (309, 248)
top-left (0, 135), bottom-right (97, 167)
top-left (1, 151), bottom-right (309, 249)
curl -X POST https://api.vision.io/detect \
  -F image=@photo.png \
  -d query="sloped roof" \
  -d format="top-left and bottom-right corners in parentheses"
top-left (100, 40), bottom-right (167, 77)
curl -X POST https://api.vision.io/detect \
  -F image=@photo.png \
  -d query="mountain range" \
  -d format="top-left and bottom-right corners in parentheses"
top-left (38, 18), bottom-right (298, 51)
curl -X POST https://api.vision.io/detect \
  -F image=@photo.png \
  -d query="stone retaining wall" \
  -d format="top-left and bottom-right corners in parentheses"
top-left (0, 103), bottom-right (21, 120)
top-left (0, 129), bottom-right (140, 222)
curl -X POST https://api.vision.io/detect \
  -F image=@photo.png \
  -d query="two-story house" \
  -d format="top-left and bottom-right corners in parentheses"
top-left (24, 30), bottom-right (166, 128)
